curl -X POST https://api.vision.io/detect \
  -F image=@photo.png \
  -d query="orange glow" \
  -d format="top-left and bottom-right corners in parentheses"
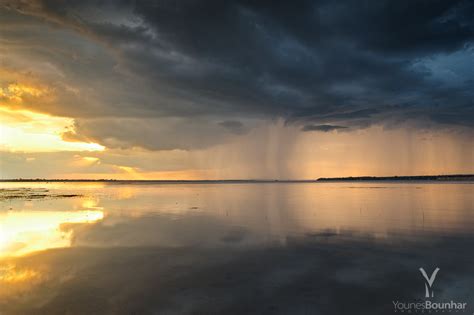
top-left (0, 210), bottom-right (104, 257)
top-left (0, 107), bottom-right (104, 152)
top-left (0, 83), bottom-right (49, 103)
top-left (0, 263), bottom-right (40, 284)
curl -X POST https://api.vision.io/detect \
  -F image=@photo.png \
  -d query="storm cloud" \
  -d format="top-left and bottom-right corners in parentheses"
top-left (1, 0), bottom-right (473, 151)
top-left (301, 124), bottom-right (347, 132)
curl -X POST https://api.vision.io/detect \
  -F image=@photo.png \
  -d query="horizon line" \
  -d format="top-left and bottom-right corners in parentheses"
top-left (1, 174), bottom-right (473, 183)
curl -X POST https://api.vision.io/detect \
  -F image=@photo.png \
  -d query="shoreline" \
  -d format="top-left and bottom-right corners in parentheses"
top-left (316, 174), bottom-right (474, 182)
top-left (0, 174), bottom-right (473, 183)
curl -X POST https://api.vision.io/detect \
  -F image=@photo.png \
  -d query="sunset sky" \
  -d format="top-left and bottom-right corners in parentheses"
top-left (0, 0), bottom-right (473, 179)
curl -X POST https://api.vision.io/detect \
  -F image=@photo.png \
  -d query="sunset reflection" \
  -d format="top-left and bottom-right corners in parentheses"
top-left (0, 263), bottom-right (40, 283)
top-left (0, 210), bottom-right (104, 257)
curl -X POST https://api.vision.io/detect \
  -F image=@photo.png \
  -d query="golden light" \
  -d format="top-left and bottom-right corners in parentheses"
top-left (117, 165), bottom-right (145, 179)
top-left (82, 156), bottom-right (100, 163)
top-left (0, 264), bottom-right (40, 284)
top-left (0, 210), bottom-right (104, 257)
top-left (0, 83), bottom-right (49, 103)
top-left (0, 107), bottom-right (104, 152)
top-left (81, 198), bottom-right (103, 210)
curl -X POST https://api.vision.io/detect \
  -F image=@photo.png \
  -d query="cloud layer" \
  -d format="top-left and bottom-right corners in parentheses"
top-left (0, 1), bottom-right (473, 179)
top-left (1, 0), bottom-right (473, 152)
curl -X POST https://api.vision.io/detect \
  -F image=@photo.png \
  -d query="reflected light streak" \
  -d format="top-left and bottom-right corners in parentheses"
top-left (0, 210), bottom-right (104, 257)
top-left (0, 263), bottom-right (40, 284)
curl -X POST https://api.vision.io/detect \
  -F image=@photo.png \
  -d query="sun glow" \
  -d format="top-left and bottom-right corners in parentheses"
top-left (0, 264), bottom-right (41, 284)
top-left (0, 83), bottom-right (49, 102)
top-left (0, 107), bottom-right (104, 152)
top-left (0, 210), bottom-right (104, 257)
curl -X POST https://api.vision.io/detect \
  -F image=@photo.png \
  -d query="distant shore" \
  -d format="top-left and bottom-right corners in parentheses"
top-left (0, 179), bottom-right (314, 183)
top-left (316, 174), bottom-right (474, 182)
top-left (0, 174), bottom-right (473, 183)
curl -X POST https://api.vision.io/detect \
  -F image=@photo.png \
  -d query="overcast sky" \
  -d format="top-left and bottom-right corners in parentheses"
top-left (0, 0), bottom-right (473, 179)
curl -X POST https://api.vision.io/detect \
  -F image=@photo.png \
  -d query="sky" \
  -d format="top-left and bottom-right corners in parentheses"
top-left (0, 0), bottom-right (473, 179)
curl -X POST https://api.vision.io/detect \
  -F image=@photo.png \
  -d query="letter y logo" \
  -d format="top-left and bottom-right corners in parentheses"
top-left (419, 267), bottom-right (440, 298)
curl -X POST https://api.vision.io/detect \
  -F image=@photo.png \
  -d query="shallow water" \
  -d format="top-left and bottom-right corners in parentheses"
top-left (0, 182), bottom-right (473, 314)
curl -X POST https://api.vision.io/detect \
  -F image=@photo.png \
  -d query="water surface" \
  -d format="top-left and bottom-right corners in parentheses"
top-left (0, 182), bottom-right (473, 314)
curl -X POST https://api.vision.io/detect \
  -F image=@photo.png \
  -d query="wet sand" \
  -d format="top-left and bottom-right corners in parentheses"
top-left (0, 188), bottom-right (82, 201)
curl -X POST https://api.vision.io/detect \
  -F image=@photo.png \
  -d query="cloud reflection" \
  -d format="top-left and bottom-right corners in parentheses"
top-left (0, 210), bottom-right (104, 257)
top-left (1, 234), bottom-right (474, 315)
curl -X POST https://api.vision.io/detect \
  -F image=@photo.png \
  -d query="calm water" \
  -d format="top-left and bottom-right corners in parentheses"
top-left (0, 182), bottom-right (473, 314)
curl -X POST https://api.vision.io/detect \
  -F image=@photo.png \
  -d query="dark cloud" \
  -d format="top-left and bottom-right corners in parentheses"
top-left (218, 120), bottom-right (246, 135)
top-left (301, 124), bottom-right (347, 132)
top-left (62, 118), bottom-right (242, 151)
top-left (1, 0), bottom-right (473, 150)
